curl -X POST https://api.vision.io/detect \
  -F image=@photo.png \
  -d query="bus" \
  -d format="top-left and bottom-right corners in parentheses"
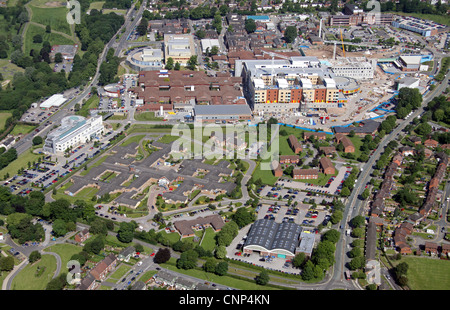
top-left (345, 271), bottom-right (351, 280)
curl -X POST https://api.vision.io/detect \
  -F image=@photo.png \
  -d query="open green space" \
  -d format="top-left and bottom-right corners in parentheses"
top-left (252, 160), bottom-right (279, 186)
top-left (52, 182), bottom-right (99, 203)
top-left (28, 5), bottom-right (72, 36)
top-left (10, 254), bottom-right (56, 290)
top-left (106, 263), bottom-right (131, 284)
top-left (99, 171), bottom-right (117, 182)
top-left (161, 257), bottom-right (281, 290)
top-left (391, 256), bottom-right (450, 290)
top-left (121, 134), bottom-right (145, 147)
top-left (0, 59), bottom-right (24, 83)
top-left (199, 227), bottom-right (217, 252)
top-left (10, 123), bottom-right (37, 136)
top-left (76, 94), bottom-right (100, 117)
top-left (127, 124), bottom-right (173, 134)
top-left (157, 134), bottom-right (182, 144)
top-left (44, 243), bottom-right (82, 271)
top-left (80, 155), bottom-right (109, 176)
top-left (134, 111), bottom-right (163, 121)
top-left (0, 112), bottom-right (12, 131)
top-left (0, 149), bottom-right (42, 180)
top-left (88, 1), bottom-right (105, 10)
top-left (390, 12), bottom-right (450, 26)
top-left (24, 22), bottom-right (76, 54)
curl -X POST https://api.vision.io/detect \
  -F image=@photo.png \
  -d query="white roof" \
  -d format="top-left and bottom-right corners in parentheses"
top-left (300, 78), bottom-right (312, 88)
top-left (253, 78), bottom-right (265, 89)
top-left (40, 94), bottom-right (67, 108)
top-left (323, 78), bottom-right (336, 88)
top-left (200, 39), bottom-right (220, 52)
top-left (277, 79), bottom-right (289, 89)
top-left (400, 55), bottom-right (421, 65)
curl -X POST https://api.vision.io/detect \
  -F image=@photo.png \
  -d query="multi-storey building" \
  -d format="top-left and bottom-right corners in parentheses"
top-left (163, 34), bottom-right (195, 66)
top-left (391, 16), bottom-right (447, 37)
top-left (43, 115), bottom-right (104, 154)
top-left (330, 57), bottom-right (376, 80)
top-left (236, 56), bottom-right (352, 114)
top-left (329, 3), bottom-right (393, 26)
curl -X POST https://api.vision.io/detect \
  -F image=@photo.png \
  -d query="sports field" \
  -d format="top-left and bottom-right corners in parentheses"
top-left (393, 256), bottom-right (450, 290)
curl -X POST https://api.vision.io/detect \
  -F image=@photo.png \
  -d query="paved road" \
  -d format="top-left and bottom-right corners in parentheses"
top-left (333, 72), bottom-right (450, 288)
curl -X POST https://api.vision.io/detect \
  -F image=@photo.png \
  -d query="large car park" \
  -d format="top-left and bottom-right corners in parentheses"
top-left (255, 203), bottom-right (328, 229)
top-left (3, 134), bottom-right (114, 195)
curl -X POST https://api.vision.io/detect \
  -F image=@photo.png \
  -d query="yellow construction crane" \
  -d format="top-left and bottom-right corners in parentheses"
top-left (340, 29), bottom-right (346, 57)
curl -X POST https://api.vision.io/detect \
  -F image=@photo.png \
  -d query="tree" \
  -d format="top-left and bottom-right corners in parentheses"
top-left (54, 53), bottom-right (63, 63)
top-left (89, 218), bottom-right (108, 235)
top-left (293, 252), bottom-right (306, 268)
top-left (0, 256), bottom-right (14, 271)
top-left (350, 215), bottom-right (365, 228)
top-left (33, 34), bottom-right (43, 44)
top-left (165, 57), bottom-right (174, 70)
top-left (414, 122), bottom-right (432, 136)
top-left (284, 26), bottom-right (298, 43)
top-left (154, 248), bottom-right (171, 264)
top-left (244, 18), bottom-right (256, 33)
top-left (255, 270), bottom-right (270, 285)
top-left (215, 261), bottom-right (228, 276)
top-left (52, 219), bottom-right (68, 237)
top-left (214, 245), bottom-right (227, 259)
top-left (32, 136), bottom-right (43, 146)
top-left (301, 260), bottom-right (315, 281)
top-left (176, 249), bottom-right (198, 270)
top-left (348, 256), bottom-right (365, 270)
top-left (203, 257), bottom-right (217, 273)
top-left (117, 222), bottom-right (135, 243)
top-left (46, 25), bottom-right (51, 33)
top-left (29, 250), bottom-right (41, 263)
top-left (232, 207), bottom-right (254, 228)
top-left (136, 17), bottom-right (148, 36)
top-left (330, 210), bottom-right (343, 225)
top-left (186, 55), bottom-right (198, 70)
top-left (322, 229), bottom-right (340, 244)
top-left (174, 62), bottom-right (181, 70)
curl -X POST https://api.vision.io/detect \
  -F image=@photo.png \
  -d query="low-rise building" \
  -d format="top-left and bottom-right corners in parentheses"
top-left (288, 135), bottom-right (302, 154)
top-left (319, 157), bottom-right (335, 174)
top-left (293, 168), bottom-right (319, 179)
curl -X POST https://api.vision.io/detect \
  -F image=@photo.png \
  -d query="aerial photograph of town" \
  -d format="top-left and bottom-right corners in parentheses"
top-left (0, 0), bottom-right (448, 300)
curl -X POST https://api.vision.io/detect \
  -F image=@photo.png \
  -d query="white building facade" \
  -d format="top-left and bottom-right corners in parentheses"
top-left (43, 115), bottom-right (104, 154)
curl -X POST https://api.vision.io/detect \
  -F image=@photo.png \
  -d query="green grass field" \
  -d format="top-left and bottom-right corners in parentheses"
top-left (52, 182), bottom-right (99, 203)
top-left (161, 257), bottom-right (281, 290)
top-left (252, 160), bottom-right (279, 186)
top-left (76, 95), bottom-right (100, 117)
top-left (0, 112), bottom-right (12, 131)
top-left (199, 227), bottom-right (217, 252)
top-left (0, 59), bottom-right (24, 83)
top-left (29, 5), bottom-right (72, 36)
top-left (44, 243), bottom-right (82, 272)
top-left (134, 111), bottom-right (163, 121)
top-left (393, 256), bottom-right (450, 290)
top-left (10, 124), bottom-right (37, 136)
top-left (0, 149), bottom-right (42, 180)
top-left (121, 134), bottom-right (145, 147)
top-left (24, 23), bottom-right (75, 55)
top-left (88, 1), bottom-right (105, 10)
top-left (11, 254), bottom-right (57, 290)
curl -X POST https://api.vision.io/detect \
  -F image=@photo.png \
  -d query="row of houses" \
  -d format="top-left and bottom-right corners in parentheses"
top-left (393, 152), bottom-right (449, 255)
top-left (152, 270), bottom-right (216, 290)
top-left (370, 152), bottom-right (402, 217)
top-left (76, 246), bottom-right (137, 290)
